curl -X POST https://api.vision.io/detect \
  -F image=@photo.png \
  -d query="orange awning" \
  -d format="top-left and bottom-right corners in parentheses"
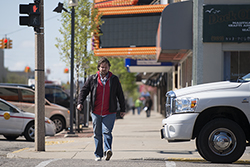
top-left (95, 0), bottom-right (138, 8)
top-left (98, 4), bottom-right (167, 15)
top-left (94, 47), bottom-right (156, 57)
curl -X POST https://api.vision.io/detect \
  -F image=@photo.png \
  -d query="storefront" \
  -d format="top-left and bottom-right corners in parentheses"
top-left (157, 0), bottom-right (250, 90)
top-left (202, 2), bottom-right (250, 83)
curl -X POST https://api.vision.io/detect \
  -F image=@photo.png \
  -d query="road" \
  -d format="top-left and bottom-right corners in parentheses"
top-left (0, 135), bottom-right (249, 167)
top-left (0, 136), bottom-right (34, 158)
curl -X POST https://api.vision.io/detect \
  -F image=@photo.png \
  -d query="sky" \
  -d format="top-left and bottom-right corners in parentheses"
top-left (0, 1), bottom-right (70, 83)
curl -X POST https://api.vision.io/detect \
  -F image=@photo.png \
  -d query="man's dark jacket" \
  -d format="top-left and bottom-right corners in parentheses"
top-left (77, 72), bottom-right (126, 114)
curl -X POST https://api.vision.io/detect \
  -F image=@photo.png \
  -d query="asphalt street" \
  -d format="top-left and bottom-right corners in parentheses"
top-left (2, 110), bottom-right (250, 166)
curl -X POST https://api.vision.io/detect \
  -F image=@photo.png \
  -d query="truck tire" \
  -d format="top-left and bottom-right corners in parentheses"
top-left (196, 135), bottom-right (209, 161)
top-left (196, 118), bottom-right (245, 163)
top-left (24, 122), bottom-right (35, 141)
top-left (51, 116), bottom-right (65, 133)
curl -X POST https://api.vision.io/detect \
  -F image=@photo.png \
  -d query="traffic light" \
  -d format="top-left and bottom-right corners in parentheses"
top-left (64, 68), bottom-right (69, 73)
top-left (0, 39), bottom-right (3, 49)
top-left (3, 39), bottom-right (7, 49)
top-left (24, 66), bottom-right (31, 73)
top-left (19, 2), bottom-right (40, 28)
top-left (8, 39), bottom-right (12, 49)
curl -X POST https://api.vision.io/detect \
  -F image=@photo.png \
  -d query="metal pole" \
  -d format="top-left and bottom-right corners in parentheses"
top-left (35, 0), bottom-right (45, 151)
top-left (192, 0), bottom-right (204, 85)
top-left (68, 6), bottom-right (75, 134)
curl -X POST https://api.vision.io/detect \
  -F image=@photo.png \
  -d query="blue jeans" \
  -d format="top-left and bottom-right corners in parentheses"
top-left (91, 112), bottom-right (116, 158)
top-left (137, 107), bottom-right (141, 115)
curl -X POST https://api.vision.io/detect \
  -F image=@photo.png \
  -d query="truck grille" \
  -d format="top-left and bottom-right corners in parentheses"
top-left (165, 91), bottom-right (176, 118)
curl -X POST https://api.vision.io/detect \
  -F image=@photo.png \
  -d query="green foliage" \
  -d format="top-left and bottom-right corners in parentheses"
top-left (6, 73), bottom-right (27, 84)
top-left (55, 1), bottom-right (138, 99)
top-left (108, 57), bottom-right (138, 98)
top-left (55, 0), bottom-right (103, 78)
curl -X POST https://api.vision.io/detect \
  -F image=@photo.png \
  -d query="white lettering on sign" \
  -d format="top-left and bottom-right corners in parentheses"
top-left (137, 60), bottom-right (161, 66)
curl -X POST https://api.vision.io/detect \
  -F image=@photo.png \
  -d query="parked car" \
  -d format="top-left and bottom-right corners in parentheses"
top-left (0, 83), bottom-right (71, 110)
top-left (0, 98), bottom-right (56, 141)
top-left (44, 85), bottom-right (71, 109)
top-left (0, 85), bottom-right (70, 133)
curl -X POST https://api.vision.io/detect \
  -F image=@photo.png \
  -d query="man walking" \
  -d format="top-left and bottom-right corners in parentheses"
top-left (77, 57), bottom-right (126, 161)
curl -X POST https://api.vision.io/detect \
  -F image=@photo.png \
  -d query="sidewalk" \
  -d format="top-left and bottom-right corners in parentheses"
top-left (7, 110), bottom-right (250, 163)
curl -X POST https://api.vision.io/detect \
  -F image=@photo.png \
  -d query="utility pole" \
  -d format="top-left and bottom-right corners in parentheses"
top-left (34, 0), bottom-right (45, 151)
top-left (19, 0), bottom-right (45, 151)
top-left (192, 0), bottom-right (204, 85)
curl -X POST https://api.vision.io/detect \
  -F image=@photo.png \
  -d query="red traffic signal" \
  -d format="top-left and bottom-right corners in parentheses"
top-left (3, 38), bottom-right (7, 49)
top-left (24, 66), bottom-right (31, 73)
top-left (64, 68), bottom-right (69, 73)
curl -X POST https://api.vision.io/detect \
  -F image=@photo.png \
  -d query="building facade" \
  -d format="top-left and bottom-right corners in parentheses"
top-left (157, 0), bottom-right (250, 90)
top-left (93, 0), bottom-right (250, 116)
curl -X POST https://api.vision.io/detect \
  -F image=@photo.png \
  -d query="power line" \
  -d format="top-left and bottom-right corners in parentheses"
top-left (0, 15), bottom-right (61, 36)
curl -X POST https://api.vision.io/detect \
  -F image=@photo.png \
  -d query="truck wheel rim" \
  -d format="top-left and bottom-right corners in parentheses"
top-left (208, 128), bottom-right (236, 156)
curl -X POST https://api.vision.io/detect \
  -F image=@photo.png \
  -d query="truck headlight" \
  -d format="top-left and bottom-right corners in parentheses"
top-left (174, 97), bottom-right (198, 113)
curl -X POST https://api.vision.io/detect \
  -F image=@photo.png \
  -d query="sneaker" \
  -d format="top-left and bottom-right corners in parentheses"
top-left (95, 157), bottom-right (102, 161)
top-left (105, 150), bottom-right (112, 161)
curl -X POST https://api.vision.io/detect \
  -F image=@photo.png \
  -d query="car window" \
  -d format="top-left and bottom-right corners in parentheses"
top-left (0, 88), bottom-right (19, 102)
top-left (53, 89), bottom-right (68, 100)
top-left (0, 101), bottom-right (13, 112)
top-left (21, 89), bottom-right (35, 103)
top-left (45, 88), bottom-right (54, 102)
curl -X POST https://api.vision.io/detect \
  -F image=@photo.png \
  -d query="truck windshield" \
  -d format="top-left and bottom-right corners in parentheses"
top-left (241, 73), bottom-right (250, 82)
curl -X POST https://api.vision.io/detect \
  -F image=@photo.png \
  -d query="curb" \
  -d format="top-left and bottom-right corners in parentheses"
top-left (131, 157), bottom-right (250, 164)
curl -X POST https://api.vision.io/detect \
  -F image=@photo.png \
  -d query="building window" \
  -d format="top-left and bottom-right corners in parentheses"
top-left (224, 51), bottom-right (250, 81)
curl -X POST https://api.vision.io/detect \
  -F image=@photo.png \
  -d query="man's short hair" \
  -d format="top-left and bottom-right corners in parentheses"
top-left (97, 57), bottom-right (111, 70)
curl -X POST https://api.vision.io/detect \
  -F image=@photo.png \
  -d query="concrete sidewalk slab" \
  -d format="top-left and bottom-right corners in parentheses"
top-left (7, 111), bottom-right (250, 164)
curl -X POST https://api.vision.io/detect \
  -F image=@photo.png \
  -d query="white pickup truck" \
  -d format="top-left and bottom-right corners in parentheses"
top-left (161, 73), bottom-right (250, 163)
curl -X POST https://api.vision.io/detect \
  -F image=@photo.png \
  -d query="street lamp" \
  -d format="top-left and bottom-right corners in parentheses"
top-left (53, 0), bottom-right (78, 135)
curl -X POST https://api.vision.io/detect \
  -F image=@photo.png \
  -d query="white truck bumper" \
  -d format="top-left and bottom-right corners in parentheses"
top-left (160, 113), bottom-right (199, 141)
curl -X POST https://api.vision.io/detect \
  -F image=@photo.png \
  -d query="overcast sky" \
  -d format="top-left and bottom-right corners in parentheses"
top-left (0, 0), bottom-right (71, 83)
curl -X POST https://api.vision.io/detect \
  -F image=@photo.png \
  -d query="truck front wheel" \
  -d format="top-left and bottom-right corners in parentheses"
top-left (196, 118), bottom-right (246, 163)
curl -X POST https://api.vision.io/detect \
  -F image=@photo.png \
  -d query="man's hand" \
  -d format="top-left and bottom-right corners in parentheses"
top-left (120, 112), bottom-right (125, 117)
top-left (77, 104), bottom-right (83, 111)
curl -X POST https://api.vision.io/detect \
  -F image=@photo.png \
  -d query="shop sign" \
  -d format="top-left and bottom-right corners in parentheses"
top-left (203, 5), bottom-right (250, 42)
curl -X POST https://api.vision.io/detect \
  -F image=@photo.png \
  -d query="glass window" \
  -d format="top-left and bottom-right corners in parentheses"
top-left (45, 88), bottom-right (54, 102)
top-left (0, 88), bottom-right (19, 102)
top-left (224, 51), bottom-right (250, 81)
top-left (21, 89), bottom-right (34, 103)
top-left (0, 101), bottom-right (11, 111)
top-left (53, 89), bottom-right (68, 100)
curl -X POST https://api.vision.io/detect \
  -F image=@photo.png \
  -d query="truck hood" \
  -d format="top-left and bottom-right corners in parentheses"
top-left (174, 81), bottom-right (242, 97)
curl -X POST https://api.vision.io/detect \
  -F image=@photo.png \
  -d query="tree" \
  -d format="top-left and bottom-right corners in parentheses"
top-left (56, 0), bottom-right (138, 109)
top-left (6, 72), bottom-right (27, 84)
top-left (108, 58), bottom-right (138, 98)
top-left (55, 0), bottom-right (102, 100)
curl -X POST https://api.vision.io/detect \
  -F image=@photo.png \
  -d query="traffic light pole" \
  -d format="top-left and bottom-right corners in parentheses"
top-left (35, 0), bottom-right (45, 151)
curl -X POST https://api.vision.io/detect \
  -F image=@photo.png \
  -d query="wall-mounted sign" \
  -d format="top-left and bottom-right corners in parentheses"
top-left (100, 13), bottom-right (161, 48)
top-left (203, 5), bottom-right (250, 43)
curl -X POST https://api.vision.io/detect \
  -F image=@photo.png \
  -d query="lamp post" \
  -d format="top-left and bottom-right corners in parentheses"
top-left (53, 0), bottom-right (78, 135)
top-left (68, 0), bottom-right (78, 134)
